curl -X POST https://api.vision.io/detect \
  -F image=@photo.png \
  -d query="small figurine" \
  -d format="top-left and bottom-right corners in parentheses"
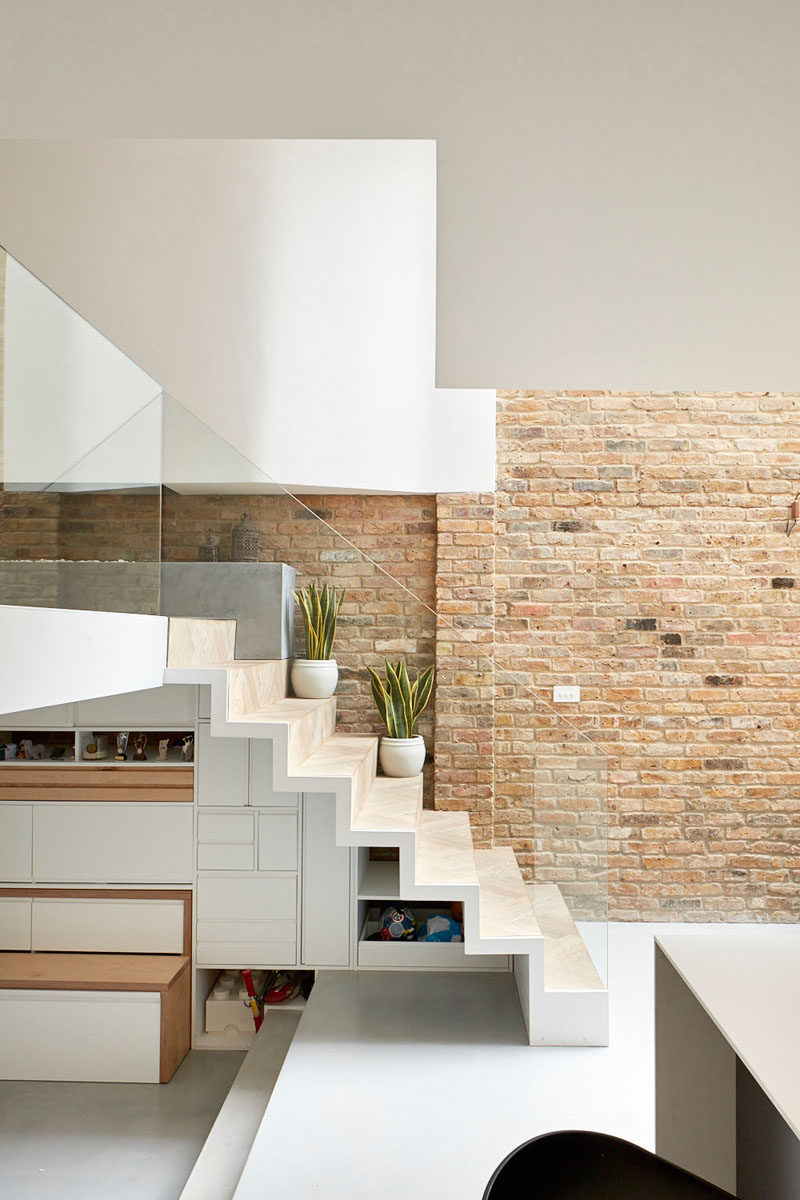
top-left (115, 732), bottom-right (129, 762)
top-left (19, 740), bottom-right (33, 760)
top-left (158, 737), bottom-right (170, 761)
top-left (49, 746), bottom-right (66, 760)
top-left (180, 733), bottom-right (194, 763)
top-left (5, 743), bottom-right (17, 760)
top-left (132, 733), bottom-right (148, 762)
top-left (198, 531), bottom-right (220, 562)
top-left (30, 743), bottom-right (45, 760)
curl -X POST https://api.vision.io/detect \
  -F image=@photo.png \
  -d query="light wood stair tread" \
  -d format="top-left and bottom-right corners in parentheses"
top-left (475, 848), bottom-right (542, 942)
top-left (352, 776), bottom-right (422, 832)
top-left (415, 810), bottom-right (479, 887)
top-left (529, 883), bottom-right (605, 992)
top-left (292, 733), bottom-right (378, 777)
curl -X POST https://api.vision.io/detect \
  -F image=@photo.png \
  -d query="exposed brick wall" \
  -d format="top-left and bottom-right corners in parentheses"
top-left (495, 391), bottom-right (800, 922)
top-left (162, 491), bottom-right (438, 801)
top-left (434, 494), bottom-right (495, 847)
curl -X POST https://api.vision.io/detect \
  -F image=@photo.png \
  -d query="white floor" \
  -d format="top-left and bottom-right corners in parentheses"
top-left (0, 1050), bottom-right (245, 1200)
top-left (234, 922), bottom-right (663, 1200)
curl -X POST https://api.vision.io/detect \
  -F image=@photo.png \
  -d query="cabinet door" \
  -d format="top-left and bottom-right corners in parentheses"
top-left (258, 812), bottom-right (298, 872)
top-left (302, 793), bottom-right (351, 967)
top-left (75, 685), bottom-right (197, 727)
top-left (32, 804), bottom-right (193, 883)
top-left (0, 898), bottom-right (32, 949)
top-left (0, 806), bottom-right (32, 882)
top-left (0, 703), bottom-right (73, 727)
top-left (249, 739), bottom-right (299, 808)
top-left (197, 724), bottom-right (249, 807)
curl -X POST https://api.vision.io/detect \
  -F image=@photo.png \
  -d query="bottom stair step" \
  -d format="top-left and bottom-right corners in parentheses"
top-left (529, 882), bottom-right (605, 992)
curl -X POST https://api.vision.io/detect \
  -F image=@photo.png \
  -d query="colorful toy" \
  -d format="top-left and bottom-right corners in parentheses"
top-left (417, 914), bottom-right (462, 942)
top-left (378, 905), bottom-right (416, 940)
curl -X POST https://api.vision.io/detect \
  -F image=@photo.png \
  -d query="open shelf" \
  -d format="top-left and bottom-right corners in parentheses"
top-left (358, 859), bottom-right (400, 900)
top-left (357, 905), bottom-right (509, 972)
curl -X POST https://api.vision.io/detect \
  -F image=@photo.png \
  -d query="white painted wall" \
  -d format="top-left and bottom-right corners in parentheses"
top-left (0, 605), bottom-right (168, 714)
top-left (0, 140), bottom-right (495, 494)
top-left (0, 1), bottom-right (797, 393)
top-left (3, 255), bottom-right (161, 488)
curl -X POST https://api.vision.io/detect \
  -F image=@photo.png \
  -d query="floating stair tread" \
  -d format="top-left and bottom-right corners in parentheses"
top-left (352, 776), bottom-right (422, 833)
top-left (291, 733), bottom-right (378, 778)
top-left (415, 811), bottom-right (479, 887)
top-left (529, 883), bottom-right (605, 992)
top-left (475, 848), bottom-right (542, 942)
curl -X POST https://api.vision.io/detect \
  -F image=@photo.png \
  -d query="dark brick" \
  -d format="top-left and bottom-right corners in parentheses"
top-left (704, 675), bottom-right (743, 687)
top-left (660, 633), bottom-right (682, 645)
top-left (771, 577), bottom-right (795, 588)
top-left (704, 758), bottom-right (746, 771)
top-left (551, 520), bottom-right (585, 533)
top-left (626, 618), bottom-right (657, 631)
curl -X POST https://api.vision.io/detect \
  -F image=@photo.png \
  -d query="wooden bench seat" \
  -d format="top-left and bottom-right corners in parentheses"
top-left (0, 951), bottom-right (191, 1082)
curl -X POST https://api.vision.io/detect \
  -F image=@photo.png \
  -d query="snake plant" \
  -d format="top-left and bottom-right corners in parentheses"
top-left (294, 583), bottom-right (345, 660)
top-left (368, 660), bottom-right (435, 739)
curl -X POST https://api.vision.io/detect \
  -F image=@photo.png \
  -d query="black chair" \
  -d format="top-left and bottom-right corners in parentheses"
top-left (484, 1130), bottom-right (737, 1199)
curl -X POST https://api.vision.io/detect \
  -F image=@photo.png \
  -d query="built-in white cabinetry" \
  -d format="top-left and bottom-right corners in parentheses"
top-left (249, 739), bottom-right (299, 808)
top-left (32, 804), bottom-right (193, 884)
top-left (302, 793), bottom-right (351, 967)
top-left (196, 875), bottom-right (298, 967)
top-left (0, 806), bottom-right (32, 881)
top-left (74, 685), bottom-right (197, 727)
top-left (0, 703), bottom-right (73, 727)
top-left (197, 724), bottom-right (249, 807)
top-left (258, 812), bottom-right (298, 872)
top-left (0, 898), bottom-right (32, 949)
top-left (31, 898), bottom-right (185, 953)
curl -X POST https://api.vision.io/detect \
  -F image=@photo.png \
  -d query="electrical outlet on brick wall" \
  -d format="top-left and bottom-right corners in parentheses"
top-left (553, 685), bottom-right (580, 703)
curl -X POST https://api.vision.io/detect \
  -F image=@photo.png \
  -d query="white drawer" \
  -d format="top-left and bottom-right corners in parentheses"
top-left (0, 990), bottom-right (161, 1082)
top-left (198, 811), bottom-right (255, 844)
top-left (258, 812), bottom-right (298, 872)
top-left (197, 875), bottom-right (297, 922)
top-left (198, 843), bottom-right (254, 871)
top-left (33, 804), bottom-right (194, 884)
top-left (0, 898), bottom-right (32, 950)
top-left (31, 898), bottom-right (184, 953)
top-left (196, 940), bottom-right (297, 967)
top-left (196, 919), bottom-right (296, 943)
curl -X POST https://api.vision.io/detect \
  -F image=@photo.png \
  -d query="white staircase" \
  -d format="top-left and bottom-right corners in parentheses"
top-left (166, 618), bottom-right (609, 1046)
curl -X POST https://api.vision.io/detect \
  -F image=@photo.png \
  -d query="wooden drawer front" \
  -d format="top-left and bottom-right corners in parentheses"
top-left (249, 740), bottom-right (299, 808)
top-left (33, 805), bottom-right (194, 884)
top-left (258, 813), bottom-right (298, 872)
top-left (74, 685), bottom-right (197, 726)
top-left (0, 990), bottom-right (161, 1082)
top-left (0, 766), bottom-right (194, 803)
top-left (31, 898), bottom-right (184, 953)
top-left (198, 812), bottom-right (255, 844)
top-left (0, 899), bottom-right (32, 950)
top-left (0, 807), bottom-right (32, 882)
top-left (198, 844), bottom-right (254, 871)
top-left (197, 876), bottom-right (297, 923)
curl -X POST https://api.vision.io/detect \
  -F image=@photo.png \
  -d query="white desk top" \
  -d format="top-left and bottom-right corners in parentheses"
top-left (657, 929), bottom-right (800, 1140)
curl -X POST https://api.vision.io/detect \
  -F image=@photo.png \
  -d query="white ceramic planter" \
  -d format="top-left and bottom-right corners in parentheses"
top-left (379, 735), bottom-right (426, 778)
top-left (291, 658), bottom-right (339, 699)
